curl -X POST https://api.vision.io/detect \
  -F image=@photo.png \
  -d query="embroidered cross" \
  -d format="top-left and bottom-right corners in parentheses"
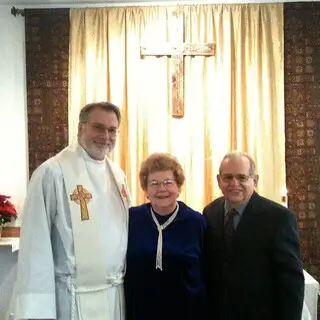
top-left (121, 184), bottom-right (128, 199)
top-left (70, 185), bottom-right (92, 221)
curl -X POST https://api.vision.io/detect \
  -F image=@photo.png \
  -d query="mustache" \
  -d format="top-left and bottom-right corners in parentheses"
top-left (94, 141), bottom-right (111, 148)
top-left (93, 140), bottom-right (109, 145)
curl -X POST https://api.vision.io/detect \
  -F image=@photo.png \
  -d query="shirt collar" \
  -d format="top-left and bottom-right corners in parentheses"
top-left (224, 201), bottom-right (248, 217)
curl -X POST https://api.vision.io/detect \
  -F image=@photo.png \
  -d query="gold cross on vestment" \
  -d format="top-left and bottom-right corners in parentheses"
top-left (70, 185), bottom-right (92, 221)
top-left (140, 7), bottom-right (216, 118)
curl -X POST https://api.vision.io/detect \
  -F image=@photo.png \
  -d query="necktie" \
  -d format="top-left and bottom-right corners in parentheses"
top-left (224, 208), bottom-right (237, 245)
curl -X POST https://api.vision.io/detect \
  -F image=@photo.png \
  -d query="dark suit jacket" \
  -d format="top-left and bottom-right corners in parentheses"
top-left (203, 192), bottom-right (304, 320)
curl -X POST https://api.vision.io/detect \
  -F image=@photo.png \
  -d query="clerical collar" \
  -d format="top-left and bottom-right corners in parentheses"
top-left (224, 201), bottom-right (248, 217)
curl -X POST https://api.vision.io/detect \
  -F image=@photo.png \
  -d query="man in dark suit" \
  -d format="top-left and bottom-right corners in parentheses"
top-left (203, 151), bottom-right (304, 320)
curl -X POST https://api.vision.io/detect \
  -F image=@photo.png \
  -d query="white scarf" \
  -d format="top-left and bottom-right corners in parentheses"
top-left (150, 203), bottom-right (179, 271)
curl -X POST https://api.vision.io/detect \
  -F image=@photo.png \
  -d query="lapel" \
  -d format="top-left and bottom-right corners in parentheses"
top-left (232, 192), bottom-right (262, 243)
top-left (208, 198), bottom-right (225, 240)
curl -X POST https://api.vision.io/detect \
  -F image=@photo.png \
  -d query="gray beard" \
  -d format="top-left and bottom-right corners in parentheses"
top-left (80, 140), bottom-right (110, 160)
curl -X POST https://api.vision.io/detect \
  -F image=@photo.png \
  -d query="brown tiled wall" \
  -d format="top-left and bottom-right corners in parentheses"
top-left (25, 9), bottom-right (69, 176)
top-left (284, 3), bottom-right (320, 281)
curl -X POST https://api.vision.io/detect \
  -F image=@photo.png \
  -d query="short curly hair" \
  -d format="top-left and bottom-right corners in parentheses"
top-left (139, 153), bottom-right (185, 191)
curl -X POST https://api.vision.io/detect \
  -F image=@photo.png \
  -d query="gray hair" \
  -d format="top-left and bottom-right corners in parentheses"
top-left (219, 151), bottom-right (257, 176)
top-left (79, 102), bottom-right (121, 124)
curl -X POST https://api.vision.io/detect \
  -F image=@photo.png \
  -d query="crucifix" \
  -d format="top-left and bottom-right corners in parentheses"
top-left (140, 7), bottom-right (216, 118)
top-left (70, 185), bottom-right (92, 221)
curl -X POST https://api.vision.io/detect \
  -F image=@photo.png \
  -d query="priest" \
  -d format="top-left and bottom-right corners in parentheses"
top-left (14, 102), bottom-right (131, 320)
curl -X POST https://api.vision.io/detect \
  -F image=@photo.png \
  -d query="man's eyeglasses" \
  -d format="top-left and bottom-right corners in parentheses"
top-left (148, 179), bottom-right (176, 189)
top-left (88, 123), bottom-right (119, 137)
top-left (220, 174), bottom-right (254, 183)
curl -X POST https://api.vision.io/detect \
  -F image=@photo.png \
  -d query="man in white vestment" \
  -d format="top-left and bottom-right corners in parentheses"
top-left (14, 102), bottom-right (131, 320)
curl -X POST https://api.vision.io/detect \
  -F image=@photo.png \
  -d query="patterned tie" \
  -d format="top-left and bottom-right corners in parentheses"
top-left (224, 208), bottom-right (237, 245)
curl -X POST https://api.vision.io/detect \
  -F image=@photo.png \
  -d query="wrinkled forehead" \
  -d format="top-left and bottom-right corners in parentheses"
top-left (220, 156), bottom-right (251, 175)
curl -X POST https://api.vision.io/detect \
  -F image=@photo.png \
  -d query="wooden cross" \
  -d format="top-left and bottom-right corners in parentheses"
top-left (140, 7), bottom-right (216, 118)
top-left (70, 185), bottom-right (92, 221)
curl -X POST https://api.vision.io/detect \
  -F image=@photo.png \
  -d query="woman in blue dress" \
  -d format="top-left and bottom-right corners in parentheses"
top-left (124, 153), bottom-right (208, 320)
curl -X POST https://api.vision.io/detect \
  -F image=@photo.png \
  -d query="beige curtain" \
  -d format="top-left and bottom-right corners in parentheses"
top-left (69, 4), bottom-right (285, 212)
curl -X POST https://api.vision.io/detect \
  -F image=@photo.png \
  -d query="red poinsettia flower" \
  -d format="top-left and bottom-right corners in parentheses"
top-left (0, 194), bottom-right (18, 226)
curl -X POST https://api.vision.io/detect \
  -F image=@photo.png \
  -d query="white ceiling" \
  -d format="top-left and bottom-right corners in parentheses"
top-left (1, 0), bottom-right (213, 5)
top-left (2, 0), bottom-right (152, 3)
top-left (0, 0), bottom-right (317, 7)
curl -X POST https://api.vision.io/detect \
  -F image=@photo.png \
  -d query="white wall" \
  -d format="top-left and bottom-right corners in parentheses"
top-left (0, 5), bottom-right (28, 221)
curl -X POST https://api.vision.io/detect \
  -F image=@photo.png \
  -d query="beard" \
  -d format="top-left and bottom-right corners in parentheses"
top-left (82, 140), bottom-right (111, 160)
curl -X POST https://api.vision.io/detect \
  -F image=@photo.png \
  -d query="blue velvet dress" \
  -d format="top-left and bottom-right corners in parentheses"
top-left (124, 201), bottom-right (208, 320)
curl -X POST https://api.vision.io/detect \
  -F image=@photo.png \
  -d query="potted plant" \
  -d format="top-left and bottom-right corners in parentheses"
top-left (0, 194), bottom-right (18, 237)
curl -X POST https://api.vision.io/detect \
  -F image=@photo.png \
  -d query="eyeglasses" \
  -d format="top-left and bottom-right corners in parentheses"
top-left (87, 123), bottom-right (119, 137)
top-left (148, 179), bottom-right (176, 189)
top-left (220, 174), bottom-right (254, 183)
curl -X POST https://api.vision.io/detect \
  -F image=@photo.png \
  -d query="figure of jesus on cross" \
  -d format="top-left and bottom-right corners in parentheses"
top-left (140, 7), bottom-right (216, 118)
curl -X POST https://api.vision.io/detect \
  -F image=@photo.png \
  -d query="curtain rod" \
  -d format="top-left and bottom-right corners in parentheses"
top-left (11, 6), bottom-right (25, 17)
top-left (10, 1), bottom-right (285, 9)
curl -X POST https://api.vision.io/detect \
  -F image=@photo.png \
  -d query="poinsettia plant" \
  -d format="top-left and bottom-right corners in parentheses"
top-left (0, 194), bottom-right (18, 226)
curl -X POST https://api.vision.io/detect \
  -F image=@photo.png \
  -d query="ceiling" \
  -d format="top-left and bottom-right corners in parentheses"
top-left (1, 0), bottom-right (207, 5)
top-left (0, 0), bottom-right (316, 7)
